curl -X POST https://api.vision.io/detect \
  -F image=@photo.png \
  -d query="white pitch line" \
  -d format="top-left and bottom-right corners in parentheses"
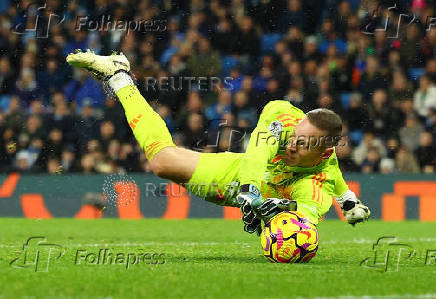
top-left (304, 293), bottom-right (436, 299)
top-left (0, 237), bottom-right (435, 249)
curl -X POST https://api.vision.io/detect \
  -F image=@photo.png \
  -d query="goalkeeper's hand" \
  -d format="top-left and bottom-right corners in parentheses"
top-left (337, 190), bottom-right (371, 226)
top-left (255, 198), bottom-right (297, 222)
top-left (237, 184), bottom-right (263, 235)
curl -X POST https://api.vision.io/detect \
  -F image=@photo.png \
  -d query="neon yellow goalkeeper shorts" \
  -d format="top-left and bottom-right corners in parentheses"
top-left (185, 152), bottom-right (244, 207)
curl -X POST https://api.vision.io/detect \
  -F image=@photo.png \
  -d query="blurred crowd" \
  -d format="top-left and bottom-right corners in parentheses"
top-left (1, 0), bottom-right (436, 174)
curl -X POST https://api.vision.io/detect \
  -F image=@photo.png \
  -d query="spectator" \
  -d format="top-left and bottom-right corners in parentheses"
top-left (176, 90), bottom-right (205, 130)
top-left (40, 128), bottom-right (64, 164)
top-left (395, 146), bottom-right (420, 173)
top-left (74, 102), bottom-right (99, 151)
top-left (399, 116), bottom-right (425, 152)
top-left (399, 23), bottom-right (424, 69)
top-left (184, 113), bottom-right (206, 150)
top-left (157, 105), bottom-right (176, 134)
top-left (0, 56), bottom-right (16, 94)
top-left (61, 147), bottom-right (77, 173)
top-left (205, 90), bottom-right (232, 126)
top-left (64, 69), bottom-right (104, 110)
top-left (235, 15), bottom-right (260, 58)
top-left (388, 70), bottom-right (413, 106)
top-left (15, 150), bottom-right (32, 172)
top-left (358, 56), bottom-right (388, 101)
top-left (318, 18), bottom-right (346, 55)
top-left (333, 1), bottom-right (352, 39)
top-left (361, 147), bottom-right (381, 173)
top-left (80, 153), bottom-right (96, 174)
top-left (386, 137), bottom-right (401, 159)
top-left (413, 74), bottom-right (436, 118)
top-left (99, 120), bottom-right (116, 151)
top-left (276, 0), bottom-right (305, 33)
top-left (15, 67), bottom-right (40, 108)
top-left (346, 93), bottom-right (369, 132)
top-left (211, 17), bottom-right (237, 55)
top-left (37, 59), bottom-right (67, 102)
top-left (5, 96), bottom-right (26, 132)
top-left (380, 158), bottom-right (395, 174)
top-left (187, 38), bottom-right (222, 77)
top-left (352, 132), bottom-right (387, 166)
top-left (303, 36), bottom-right (321, 63)
top-left (336, 137), bottom-right (359, 172)
top-left (232, 91), bottom-right (257, 127)
top-left (415, 131), bottom-right (436, 170)
top-left (367, 89), bottom-right (403, 138)
top-left (47, 156), bottom-right (61, 175)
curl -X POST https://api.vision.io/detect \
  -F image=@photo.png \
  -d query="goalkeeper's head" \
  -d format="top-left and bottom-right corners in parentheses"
top-left (283, 108), bottom-right (342, 168)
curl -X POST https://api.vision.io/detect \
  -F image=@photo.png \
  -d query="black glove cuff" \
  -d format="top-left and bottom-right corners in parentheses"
top-left (240, 184), bottom-right (260, 197)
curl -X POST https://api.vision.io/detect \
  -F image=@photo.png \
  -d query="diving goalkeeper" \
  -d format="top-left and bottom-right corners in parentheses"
top-left (66, 50), bottom-right (370, 233)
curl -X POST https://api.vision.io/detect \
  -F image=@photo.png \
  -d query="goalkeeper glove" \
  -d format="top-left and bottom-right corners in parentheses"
top-left (255, 198), bottom-right (297, 222)
top-left (336, 190), bottom-right (371, 226)
top-left (237, 184), bottom-right (263, 235)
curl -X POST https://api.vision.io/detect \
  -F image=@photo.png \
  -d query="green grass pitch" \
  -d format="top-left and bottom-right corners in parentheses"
top-left (1, 219), bottom-right (436, 299)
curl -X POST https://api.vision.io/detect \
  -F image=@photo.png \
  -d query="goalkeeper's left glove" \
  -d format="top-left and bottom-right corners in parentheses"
top-left (255, 198), bottom-right (297, 222)
top-left (336, 190), bottom-right (371, 226)
top-left (237, 184), bottom-right (263, 235)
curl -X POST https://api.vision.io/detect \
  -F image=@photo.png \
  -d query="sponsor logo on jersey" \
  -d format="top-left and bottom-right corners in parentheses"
top-left (267, 121), bottom-right (282, 141)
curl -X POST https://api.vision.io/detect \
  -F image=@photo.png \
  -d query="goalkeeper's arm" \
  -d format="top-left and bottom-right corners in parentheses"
top-left (238, 100), bottom-right (297, 188)
top-left (334, 170), bottom-right (371, 225)
top-left (238, 123), bottom-right (279, 188)
top-left (237, 101), bottom-right (289, 234)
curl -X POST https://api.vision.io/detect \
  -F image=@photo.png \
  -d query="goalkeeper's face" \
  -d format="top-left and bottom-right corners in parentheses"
top-left (283, 117), bottom-right (334, 167)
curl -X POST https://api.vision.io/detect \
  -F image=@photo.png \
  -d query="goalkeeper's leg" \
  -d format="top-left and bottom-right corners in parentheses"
top-left (109, 76), bottom-right (199, 183)
top-left (66, 50), bottom-right (199, 183)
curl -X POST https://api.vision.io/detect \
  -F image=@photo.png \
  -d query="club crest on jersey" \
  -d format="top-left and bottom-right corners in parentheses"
top-left (268, 121), bottom-right (282, 141)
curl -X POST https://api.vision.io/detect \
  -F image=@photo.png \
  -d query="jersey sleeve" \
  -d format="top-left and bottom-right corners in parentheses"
top-left (328, 152), bottom-right (349, 197)
top-left (238, 100), bottom-right (305, 188)
top-left (333, 170), bottom-right (349, 197)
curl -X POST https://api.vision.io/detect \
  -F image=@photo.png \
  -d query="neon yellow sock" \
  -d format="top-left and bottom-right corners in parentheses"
top-left (114, 83), bottom-right (175, 161)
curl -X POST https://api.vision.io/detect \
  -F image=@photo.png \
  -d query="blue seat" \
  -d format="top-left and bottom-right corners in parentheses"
top-left (408, 68), bottom-right (425, 81)
top-left (261, 33), bottom-right (282, 53)
top-left (340, 93), bottom-right (351, 108)
top-left (221, 56), bottom-right (238, 76)
top-left (0, 95), bottom-right (11, 113)
top-left (349, 130), bottom-right (363, 145)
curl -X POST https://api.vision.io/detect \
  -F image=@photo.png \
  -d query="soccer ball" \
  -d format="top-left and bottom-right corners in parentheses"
top-left (260, 211), bottom-right (318, 263)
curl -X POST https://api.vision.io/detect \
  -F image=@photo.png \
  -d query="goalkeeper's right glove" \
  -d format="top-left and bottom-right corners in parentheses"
top-left (336, 190), bottom-right (371, 226)
top-left (237, 184), bottom-right (263, 235)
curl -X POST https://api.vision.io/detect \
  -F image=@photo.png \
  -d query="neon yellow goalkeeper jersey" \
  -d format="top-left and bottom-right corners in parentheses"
top-left (187, 100), bottom-right (349, 224)
top-left (238, 100), bottom-right (348, 223)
